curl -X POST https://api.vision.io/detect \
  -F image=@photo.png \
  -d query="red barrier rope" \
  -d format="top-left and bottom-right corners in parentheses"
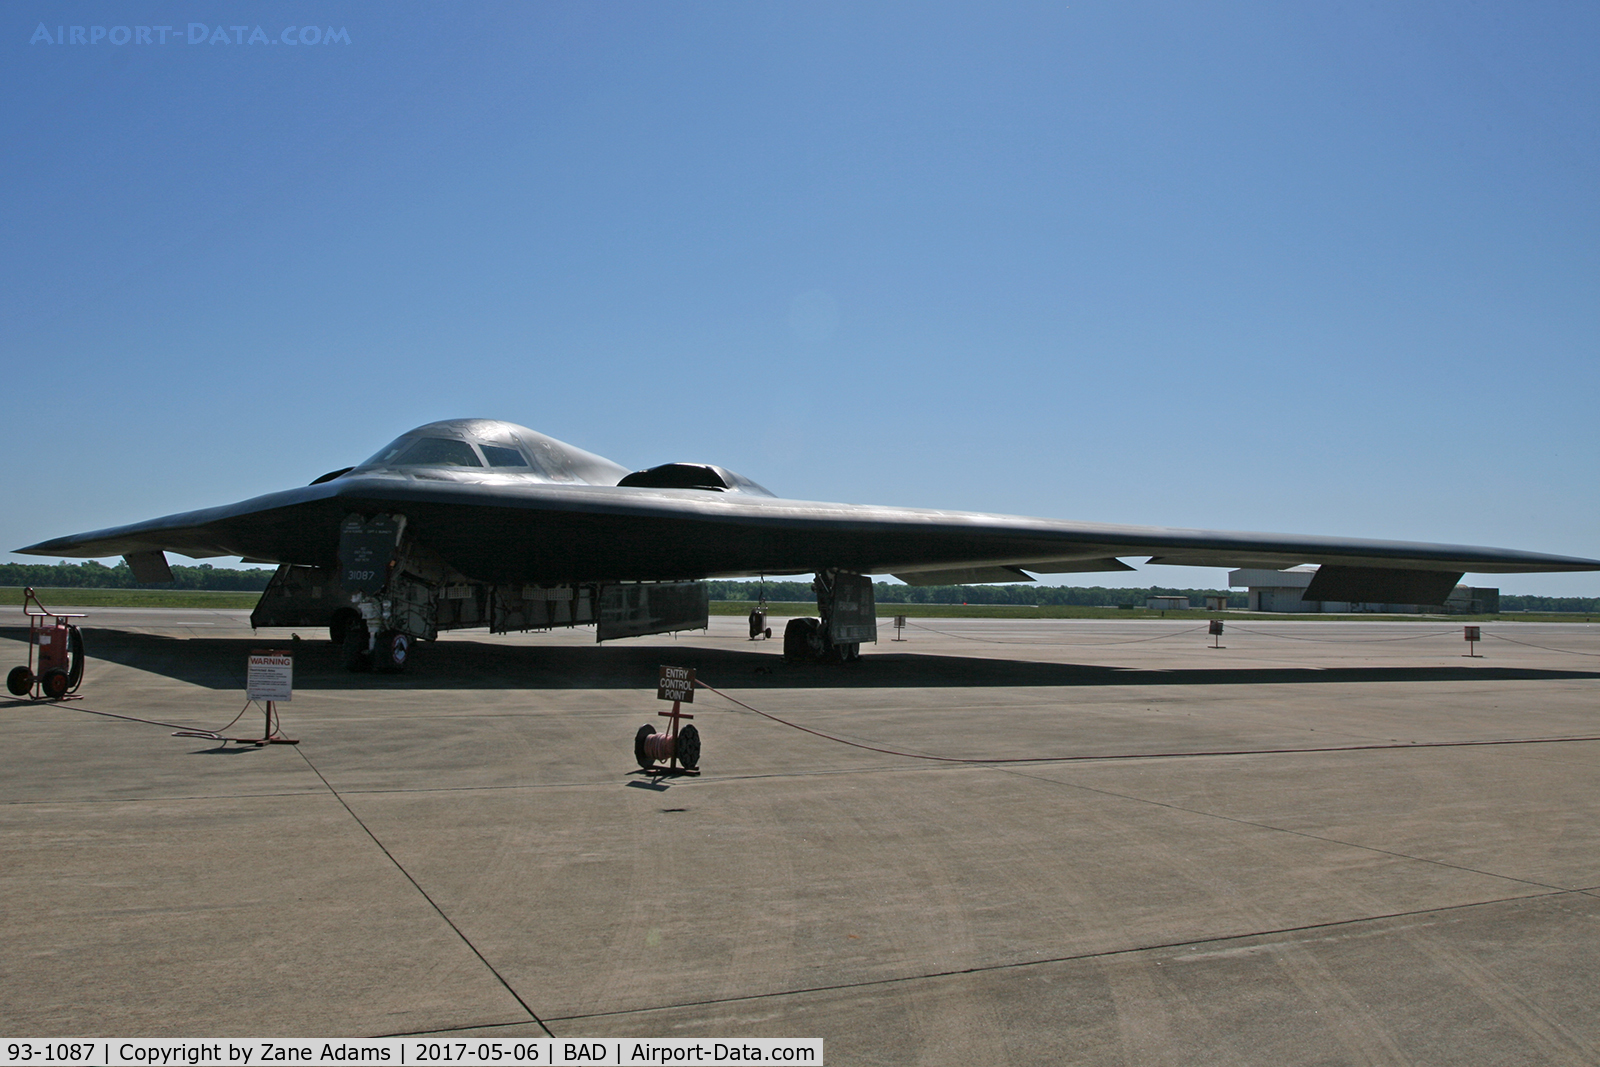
top-left (691, 679), bottom-right (1600, 765)
top-left (59, 698), bottom-right (255, 739)
top-left (1484, 632), bottom-right (1600, 658)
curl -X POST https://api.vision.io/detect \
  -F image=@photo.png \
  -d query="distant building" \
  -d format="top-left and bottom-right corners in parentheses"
top-left (1146, 595), bottom-right (1190, 610)
top-left (1228, 568), bottom-right (1498, 614)
top-left (1231, 568), bottom-right (1319, 611)
top-left (1443, 586), bottom-right (1500, 614)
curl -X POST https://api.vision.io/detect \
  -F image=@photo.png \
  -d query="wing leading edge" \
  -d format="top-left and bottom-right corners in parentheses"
top-left (18, 415), bottom-right (1600, 605)
top-left (26, 419), bottom-right (1594, 672)
top-left (17, 469), bottom-right (1600, 585)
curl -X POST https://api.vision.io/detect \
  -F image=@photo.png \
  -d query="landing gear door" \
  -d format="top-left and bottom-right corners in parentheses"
top-left (826, 573), bottom-right (877, 646)
top-left (340, 514), bottom-right (402, 594)
top-left (597, 582), bottom-right (710, 642)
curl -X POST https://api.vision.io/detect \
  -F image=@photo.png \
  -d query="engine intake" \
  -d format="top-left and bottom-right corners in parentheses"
top-left (618, 462), bottom-right (774, 495)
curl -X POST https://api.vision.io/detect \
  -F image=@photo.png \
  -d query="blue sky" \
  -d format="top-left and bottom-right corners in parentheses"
top-left (4, 2), bottom-right (1597, 595)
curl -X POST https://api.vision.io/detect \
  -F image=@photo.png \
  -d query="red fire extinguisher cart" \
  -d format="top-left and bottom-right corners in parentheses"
top-left (7, 588), bottom-right (86, 701)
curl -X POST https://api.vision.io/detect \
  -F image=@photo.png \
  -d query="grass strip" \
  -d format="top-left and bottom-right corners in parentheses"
top-left (0, 587), bottom-right (263, 610)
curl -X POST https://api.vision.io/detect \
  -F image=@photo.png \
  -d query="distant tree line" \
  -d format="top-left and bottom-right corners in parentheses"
top-left (0, 560), bottom-right (274, 591)
top-left (1498, 595), bottom-right (1600, 613)
top-left (5, 562), bottom-right (1595, 612)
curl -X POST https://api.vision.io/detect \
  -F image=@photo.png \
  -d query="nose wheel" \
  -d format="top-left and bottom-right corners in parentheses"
top-left (374, 629), bottom-right (410, 673)
top-left (341, 620), bottom-right (371, 672)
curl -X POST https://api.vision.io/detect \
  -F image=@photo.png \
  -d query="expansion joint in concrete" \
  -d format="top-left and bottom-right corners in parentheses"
top-left (293, 746), bottom-right (555, 1037)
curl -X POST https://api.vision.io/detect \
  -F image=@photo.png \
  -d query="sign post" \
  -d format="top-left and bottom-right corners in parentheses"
top-left (656, 665), bottom-right (695, 771)
top-left (243, 650), bottom-right (299, 745)
top-left (632, 665), bottom-right (701, 774)
top-left (657, 665), bottom-right (695, 704)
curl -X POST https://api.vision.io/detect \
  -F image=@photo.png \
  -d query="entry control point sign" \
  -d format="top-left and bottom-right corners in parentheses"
top-left (248, 651), bottom-right (293, 702)
top-left (657, 664), bottom-right (695, 702)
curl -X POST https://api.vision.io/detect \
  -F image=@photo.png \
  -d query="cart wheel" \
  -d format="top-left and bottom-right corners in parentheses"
top-left (41, 669), bottom-right (70, 700)
top-left (677, 724), bottom-right (701, 770)
top-left (634, 723), bottom-right (657, 769)
top-left (6, 666), bottom-right (32, 697)
top-left (374, 630), bottom-right (409, 673)
top-left (66, 625), bottom-right (85, 692)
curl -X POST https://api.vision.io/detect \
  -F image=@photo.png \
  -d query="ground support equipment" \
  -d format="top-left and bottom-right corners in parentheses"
top-left (6, 588), bottom-right (86, 701)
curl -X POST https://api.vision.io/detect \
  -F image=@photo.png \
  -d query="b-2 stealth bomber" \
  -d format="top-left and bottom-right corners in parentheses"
top-left (19, 419), bottom-right (1600, 672)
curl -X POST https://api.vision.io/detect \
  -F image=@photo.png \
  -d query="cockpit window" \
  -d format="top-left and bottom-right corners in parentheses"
top-left (362, 436), bottom-right (412, 467)
top-left (479, 444), bottom-right (528, 468)
top-left (392, 438), bottom-right (482, 467)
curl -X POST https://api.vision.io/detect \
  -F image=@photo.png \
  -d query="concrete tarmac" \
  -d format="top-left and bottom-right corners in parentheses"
top-left (2, 608), bottom-right (1599, 1064)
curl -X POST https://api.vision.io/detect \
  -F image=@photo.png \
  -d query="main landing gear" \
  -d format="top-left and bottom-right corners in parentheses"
top-left (782, 618), bottom-right (859, 663)
top-left (782, 569), bottom-right (875, 664)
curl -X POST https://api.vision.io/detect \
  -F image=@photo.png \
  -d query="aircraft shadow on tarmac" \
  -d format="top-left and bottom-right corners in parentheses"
top-left (6, 626), bottom-right (1597, 694)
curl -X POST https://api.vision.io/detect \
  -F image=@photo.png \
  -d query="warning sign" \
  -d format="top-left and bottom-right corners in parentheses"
top-left (657, 664), bottom-right (695, 703)
top-left (248, 651), bottom-right (293, 702)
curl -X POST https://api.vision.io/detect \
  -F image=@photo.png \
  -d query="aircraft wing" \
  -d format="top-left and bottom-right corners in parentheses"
top-left (18, 471), bottom-right (1600, 603)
